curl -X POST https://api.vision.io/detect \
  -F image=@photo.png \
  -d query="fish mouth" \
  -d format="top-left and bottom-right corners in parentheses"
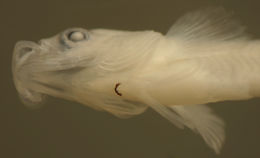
top-left (12, 40), bottom-right (41, 82)
top-left (12, 41), bottom-right (46, 108)
top-left (12, 40), bottom-right (87, 107)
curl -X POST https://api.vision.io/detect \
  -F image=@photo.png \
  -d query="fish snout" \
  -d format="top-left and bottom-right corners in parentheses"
top-left (13, 41), bottom-right (39, 66)
top-left (12, 41), bottom-right (45, 108)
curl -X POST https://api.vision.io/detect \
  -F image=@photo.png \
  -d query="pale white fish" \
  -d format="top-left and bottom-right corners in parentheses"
top-left (12, 8), bottom-right (260, 154)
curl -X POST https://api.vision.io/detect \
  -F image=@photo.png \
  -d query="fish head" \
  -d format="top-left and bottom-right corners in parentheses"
top-left (12, 28), bottom-right (162, 108)
top-left (12, 28), bottom-right (94, 107)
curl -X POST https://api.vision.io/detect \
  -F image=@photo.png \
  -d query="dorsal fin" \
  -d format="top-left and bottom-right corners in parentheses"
top-left (167, 7), bottom-right (250, 41)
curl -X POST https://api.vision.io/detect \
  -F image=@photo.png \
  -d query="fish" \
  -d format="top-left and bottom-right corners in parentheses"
top-left (12, 7), bottom-right (260, 154)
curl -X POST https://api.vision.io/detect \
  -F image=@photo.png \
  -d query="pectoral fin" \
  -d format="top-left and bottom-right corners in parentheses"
top-left (169, 104), bottom-right (225, 154)
top-left (140, 92), bottom-right (225, 154)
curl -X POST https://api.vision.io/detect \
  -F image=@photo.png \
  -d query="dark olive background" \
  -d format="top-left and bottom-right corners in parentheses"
top-left (1, 0), bottom-right (260, 158)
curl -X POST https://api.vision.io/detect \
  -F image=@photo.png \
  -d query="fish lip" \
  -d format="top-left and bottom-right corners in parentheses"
top-left (14, 40), bottom-right (39, 51)
top-left (12, 41), bottom-right (40, 67)
top-left (13, 41), bottom-right (39, 56)
top-left (12, 40), bottom-right (40, 94)
top-left (12, 40), bottom-right (46, 107)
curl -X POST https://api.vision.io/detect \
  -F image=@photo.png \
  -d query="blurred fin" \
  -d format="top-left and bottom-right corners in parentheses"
top-left (101, 97), bottom-right (148, 118)
top-left (170, 104), bottom-right (225, 154)
top-left (167, 7), bottom-right (250, 41)
top-left (140, 92), bottom-right (225, 154)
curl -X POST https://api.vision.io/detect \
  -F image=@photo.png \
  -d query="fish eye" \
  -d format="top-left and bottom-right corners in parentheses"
top-left (60, 28), bottom-right (89, 48)
top-left (67, 31), bottom-right (86, 42)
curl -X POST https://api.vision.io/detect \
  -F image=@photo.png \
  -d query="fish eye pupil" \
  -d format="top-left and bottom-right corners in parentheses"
top-left (68, 31), bottom-right (86, 42)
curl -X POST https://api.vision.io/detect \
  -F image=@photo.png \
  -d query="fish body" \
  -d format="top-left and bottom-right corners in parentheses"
top-left (12, 8), bottom-right (260, 154)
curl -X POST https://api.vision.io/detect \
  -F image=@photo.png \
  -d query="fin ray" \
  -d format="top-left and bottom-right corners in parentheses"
top-left (167, 7), bottom-right (250, 41)
top-left (139, 92), bottom-right (225, 154)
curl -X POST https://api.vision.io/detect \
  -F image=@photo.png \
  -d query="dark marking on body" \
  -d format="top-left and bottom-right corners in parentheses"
top-left (115, 83), bottom-right (122, 96)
